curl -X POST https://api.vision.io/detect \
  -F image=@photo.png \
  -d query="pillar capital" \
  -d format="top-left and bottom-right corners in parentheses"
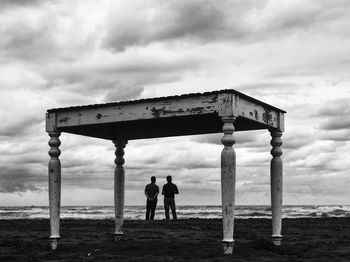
top-left (48, 131), bottom-right (61, 159)
top-left (113, 139), bottom-right (127, 148)
top-left (221, 116), bottom-right (236, 123)
top-left (270, 130), bottom-right (283, 158)
top-left (221, 117), bottom-right (235, 148)
top-left (113, 139), bottom-right (127, 167)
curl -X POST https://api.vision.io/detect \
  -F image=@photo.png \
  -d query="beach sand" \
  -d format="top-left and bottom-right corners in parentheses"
top-left (1, 218), bottom-right (350, 261)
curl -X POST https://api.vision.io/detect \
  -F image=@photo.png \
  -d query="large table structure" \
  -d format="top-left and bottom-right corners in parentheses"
top-left (46, 89), bottom-right (285, 254)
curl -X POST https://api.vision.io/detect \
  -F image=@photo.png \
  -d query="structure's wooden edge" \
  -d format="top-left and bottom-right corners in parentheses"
top-left (46, 89), bottom-right (286, 135)
top-left (46, 112), bottom-right (57, 132)
top-left (53, 93), bottom-right (220, 128)
top-left (217, 92), bottom-right (284, 131)
top-left (233, 93), bottom-right (285, 131)
top-left (47, 89), bottom-right (286, 114)
top-left (278, 112), bottom-right (285, 132)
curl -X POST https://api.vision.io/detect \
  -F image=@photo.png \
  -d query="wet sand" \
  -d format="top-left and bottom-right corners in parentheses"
top-left (1, 218), bottom-right (350, 261)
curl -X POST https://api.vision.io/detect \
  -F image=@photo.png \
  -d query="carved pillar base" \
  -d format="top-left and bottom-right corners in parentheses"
top-left (222, 241), bottom-right (234, 255)
top-left (271, 235), bottom-right (282, 246)
top-left (114, 233), bottom-right (124, 242)
top-left (49, 238), bottom-right (59, 250)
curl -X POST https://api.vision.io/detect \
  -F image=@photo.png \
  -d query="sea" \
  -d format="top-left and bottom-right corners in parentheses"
top-left (0, 205), bottom-right (350, 220)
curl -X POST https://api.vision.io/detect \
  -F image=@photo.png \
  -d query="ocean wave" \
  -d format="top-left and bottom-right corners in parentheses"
top-left (1, 205), bottom-right (350, 220)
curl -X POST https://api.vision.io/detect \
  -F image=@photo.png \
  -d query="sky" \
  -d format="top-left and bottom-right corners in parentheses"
top-left (0, 0), bottom-right (349, 206)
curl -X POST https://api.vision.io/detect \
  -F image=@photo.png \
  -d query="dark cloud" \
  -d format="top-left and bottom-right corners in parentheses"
top-left (320, 117), bottom-right (350, 131)
top-left (283, 131), bottom-right (314, 149)
top-left (104, 86), bottom-right (144, 102)
top-left (0, 0), bottom-right (46, 9)
top-left (0, 3), bottom-right (65, 64)
top-left (0, 168), bottom-right (44, 193)
top-left (316, 98), bottom-right (350, 131)
top-left (0, 116), bottom-right (43, 137)
top-left (265, 68), bottom-right (323, 78)
top-left (0, 1), bottom-right (93, 65)
top-left (192, 133), bottom-right (221, 145)
top-left (318, 130), bottom-right (350, 142)
top-left (104, 0), bottom-right (264, 50)
top-left (235, 82), bottom-right (298, 93)
top-left (104, 0), bottom-right (349, 51)
top-left (0, 182), bottom-right (42, 194)
top-left (2, 22), bottom-right (54, 61)
top-left (40, 53), bottom-right (203, 103)
top-left (314, 98), bottom-right (350, 117)
top-left (192, 131), bottom-right (269, 149)
top-left (285, 175), bottom-right (350, 196)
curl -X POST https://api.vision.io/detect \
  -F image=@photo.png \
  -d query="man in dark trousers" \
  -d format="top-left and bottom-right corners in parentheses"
top-left (162, 176), bottom-right (179, 220)
top-left (144, 176), bottom-right (159, 220)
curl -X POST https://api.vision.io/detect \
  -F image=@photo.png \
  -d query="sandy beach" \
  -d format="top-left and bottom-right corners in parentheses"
top-left (0, 218), bottom-right (349, 261)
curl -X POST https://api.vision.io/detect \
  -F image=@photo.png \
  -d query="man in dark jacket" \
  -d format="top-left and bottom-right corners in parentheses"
top-left (144, 176), bottom-right (159, 220)
top-left (162, 176), bottom-right (179, 220)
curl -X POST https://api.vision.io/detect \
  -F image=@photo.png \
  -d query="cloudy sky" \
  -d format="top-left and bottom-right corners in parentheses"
top-left (1, 0), bottom-right (349, 206)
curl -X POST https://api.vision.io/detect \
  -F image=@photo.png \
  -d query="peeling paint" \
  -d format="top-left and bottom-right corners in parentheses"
top-left (151, 106), bottom-right (194, 118)
top-left (254, 110), bottom-right (259, 120)
top-left (96, 113), bottom-right (109, 119)
top-left (262, 110), bottom-right (272, 124)
top-left (58, 117), bottom-right (70, 123)
top-left (187, 107), bottom-right (205, 114)
top-left (201, 96), bottom-right (216, 104)
top-left (151, 107), bottom-right (169, 118)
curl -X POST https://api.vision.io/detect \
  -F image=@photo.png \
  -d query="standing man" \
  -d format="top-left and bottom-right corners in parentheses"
top-left (144, 176), bottom-right (159, 220)
top-left (162, 176), bottom-right (179, 220)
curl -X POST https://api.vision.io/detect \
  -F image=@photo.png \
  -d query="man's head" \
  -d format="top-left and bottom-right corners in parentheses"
top-left (151, 176), bottom-right (156, 183)
top-left (166, 176), bottom-right (172, 182)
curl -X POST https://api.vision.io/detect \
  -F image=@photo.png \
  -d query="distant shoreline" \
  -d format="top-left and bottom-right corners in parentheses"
top-left (1, 205), bottom-right (349, 220)
top-left (1, 204), bottom-right (350, 207)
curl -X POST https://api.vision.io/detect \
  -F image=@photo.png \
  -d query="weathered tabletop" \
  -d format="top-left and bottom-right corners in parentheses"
top-left (46, 89), bottom-right (285, 140)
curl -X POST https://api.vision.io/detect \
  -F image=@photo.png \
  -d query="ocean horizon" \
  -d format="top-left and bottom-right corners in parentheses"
top-left (1, 205), bottom-right (349, 220)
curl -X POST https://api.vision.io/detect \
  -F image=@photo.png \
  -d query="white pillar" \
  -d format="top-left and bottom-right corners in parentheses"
top-left (270, 130), bottom-right (283, 245)
top-left (113, 139), bottom-right (127, 241)
top-left (48, 131), bottom-right (61, 250)
top-left (221, 116), bottom-right (236, 255)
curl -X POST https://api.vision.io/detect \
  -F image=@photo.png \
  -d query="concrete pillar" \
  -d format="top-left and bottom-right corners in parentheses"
top-left (270, 130), bottom-right (283, 245)
top-left (48, 131), bottom-right (61, 250)
top-left (113, 139), bottom-right (127, 241)
top-left (221, 116), bottom-right (236, 255)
